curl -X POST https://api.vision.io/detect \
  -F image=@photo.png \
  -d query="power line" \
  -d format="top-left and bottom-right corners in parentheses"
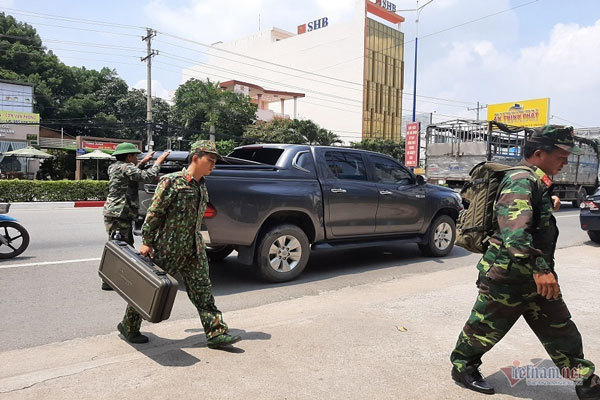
top-left (0, 7), bottom-right (143, 30)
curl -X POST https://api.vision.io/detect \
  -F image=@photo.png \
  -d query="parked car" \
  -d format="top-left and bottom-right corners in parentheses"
top-left (580, 187), bottom-right (600, 243)
top-left (136, 144), bottom-right (463, 282)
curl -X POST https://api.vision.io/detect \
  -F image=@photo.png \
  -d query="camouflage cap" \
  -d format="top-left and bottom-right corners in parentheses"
top-left (529, 125), bottom-right (580, 155)
top-left (189, 140), bottom-right (223, 160)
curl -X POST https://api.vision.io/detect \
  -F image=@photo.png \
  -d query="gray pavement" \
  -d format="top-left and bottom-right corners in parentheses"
top-left (0, 245), bottom-right (598, 399)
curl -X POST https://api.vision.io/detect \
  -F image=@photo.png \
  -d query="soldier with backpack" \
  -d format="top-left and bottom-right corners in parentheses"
top-left (450, 125), bottom-right (599, 399)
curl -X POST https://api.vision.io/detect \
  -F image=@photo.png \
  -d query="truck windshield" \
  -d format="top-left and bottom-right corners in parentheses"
top-left (229, 147), bottom-right (284, 165)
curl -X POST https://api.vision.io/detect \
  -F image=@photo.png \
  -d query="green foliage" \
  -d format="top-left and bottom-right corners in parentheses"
top-left (215, 139), bottom-right (237, 156)
top-left (173, 79), bottom-right (257, 140)
top-left (37, 149), bottom-right (76, 180)
top-left (0, 180), bottom-right (108, 202)
top-left (351, 138), bottom-right (405, 160)
top-left (243, 118), bottom-right (341, 145)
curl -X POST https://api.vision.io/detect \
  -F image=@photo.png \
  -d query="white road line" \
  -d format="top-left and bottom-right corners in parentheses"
top-left (556, 214), bottom-right (579, 218)
top-left (0, 258), bottom-right (101, 270)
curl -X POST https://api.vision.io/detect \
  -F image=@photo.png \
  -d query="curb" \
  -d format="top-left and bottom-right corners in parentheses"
top-left (10, 201), bottom-right (105, 210)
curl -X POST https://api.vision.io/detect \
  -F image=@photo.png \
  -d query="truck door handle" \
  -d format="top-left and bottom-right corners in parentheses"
top-left (379, 190), bottom-right (393, 195)
top-left (331, 188), bottom-right (347, 193)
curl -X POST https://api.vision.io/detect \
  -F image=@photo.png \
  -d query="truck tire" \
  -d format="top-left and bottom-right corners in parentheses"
top-left (256, 224), bottom-right (310, 282)
top-left (588, 231), bottom-right (600, 244)
top-left (206, 245), bottom-right (235, 262)
top-left (418, 215), bottom-right (455, 257)
top-left (572, 187), bottom-right (587, 208)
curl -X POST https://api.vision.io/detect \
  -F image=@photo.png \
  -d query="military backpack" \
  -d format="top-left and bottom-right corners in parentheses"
top-left (455, 161), bottom-right (543, 254)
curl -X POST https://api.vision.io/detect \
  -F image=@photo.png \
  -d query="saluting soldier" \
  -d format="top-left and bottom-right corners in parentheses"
top-left (102, 143), bottom-right (169, 290)
top-left (117, 140), bottom-right (241, 349)
top-left (450, 125), bottom-right (599, 399)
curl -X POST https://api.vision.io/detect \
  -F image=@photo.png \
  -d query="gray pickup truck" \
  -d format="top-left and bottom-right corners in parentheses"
top-left (136, 144), bottom-right (462, 282)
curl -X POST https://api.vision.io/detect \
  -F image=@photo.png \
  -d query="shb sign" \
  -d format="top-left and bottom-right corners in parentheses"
top-left (404, 122), bottom-right (420, 167)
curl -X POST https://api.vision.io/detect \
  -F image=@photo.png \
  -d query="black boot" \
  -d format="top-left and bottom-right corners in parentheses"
top-left (577, 375), bottom-right (600, 400)
top-left (452, 366), bottom-right (495, 395)
top-left (117, 323), bottom-right (149, 344)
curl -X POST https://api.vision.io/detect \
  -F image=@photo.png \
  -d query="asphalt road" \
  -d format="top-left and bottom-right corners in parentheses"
top-left (0, 205), bottom-right (592, 352)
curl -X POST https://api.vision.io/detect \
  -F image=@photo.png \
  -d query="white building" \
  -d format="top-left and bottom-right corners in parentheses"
top-left (183, 0), bottom-right (406, 144)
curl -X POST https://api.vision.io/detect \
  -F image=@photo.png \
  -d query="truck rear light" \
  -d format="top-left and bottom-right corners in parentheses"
top-left (580, 200), bottom-right (599, 211)
top-left (204, 203), bottom-right (217, 218)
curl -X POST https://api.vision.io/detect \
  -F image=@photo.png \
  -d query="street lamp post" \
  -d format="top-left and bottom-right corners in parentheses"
top-left (408, 0), bottom-right (434, 122)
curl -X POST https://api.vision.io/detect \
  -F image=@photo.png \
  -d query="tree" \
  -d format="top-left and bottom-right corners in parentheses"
top-left (351, 138), bottom-right (405, 160)
top-left (173, 79), bottom-right (256, 140)
top-left (243, 118), bottom-right (341, 145)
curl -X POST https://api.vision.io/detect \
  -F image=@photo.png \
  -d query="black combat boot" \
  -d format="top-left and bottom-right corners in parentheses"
top-left (577, 375), bottom-right (600, 399)
top-left (117, 323), bottom-right (149, 344)
top-left (452, 366), bottom-right (495, 395)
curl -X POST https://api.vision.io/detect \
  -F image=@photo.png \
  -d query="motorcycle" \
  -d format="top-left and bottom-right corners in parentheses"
top-left (0, 203), bottom-right (30, 259)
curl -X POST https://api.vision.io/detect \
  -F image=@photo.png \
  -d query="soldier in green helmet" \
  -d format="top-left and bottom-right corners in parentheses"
top-left (102, 143), bottom-right (170, 290)
top-left (117, 140), bottom-right (242, 349)
top-left (450, 125), bottom-right (600, 399)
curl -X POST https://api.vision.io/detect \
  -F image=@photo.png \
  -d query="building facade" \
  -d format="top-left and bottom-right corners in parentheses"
top-left (0, 80), bottom-right (40, 178)
top-left (183, 0), bottom-right (405, 144)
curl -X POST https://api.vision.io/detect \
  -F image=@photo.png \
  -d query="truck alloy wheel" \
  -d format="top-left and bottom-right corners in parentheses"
top-left (257, 224), bottom-right (310, 282)
top-left (418, 215), bottom-right (455, 257)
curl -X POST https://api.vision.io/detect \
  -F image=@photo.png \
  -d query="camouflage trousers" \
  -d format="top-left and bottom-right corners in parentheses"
top-left (121, 250), bottom-right (228, 340)
top-left (104, 217), bottom-right (134, 246)
top-left (451, 277), bottom-right (595, 381)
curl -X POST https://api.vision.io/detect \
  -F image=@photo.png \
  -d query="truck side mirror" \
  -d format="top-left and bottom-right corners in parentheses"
top-left (416, 175), bottom-right (426, 185)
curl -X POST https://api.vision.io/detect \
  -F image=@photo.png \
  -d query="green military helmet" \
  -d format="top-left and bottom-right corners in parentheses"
top-left (529, 125), bottom-right (580, 155)
top-left (113, 142), bottom-right (142, 156)
top-left (189, 140), bottom-right (223, 160)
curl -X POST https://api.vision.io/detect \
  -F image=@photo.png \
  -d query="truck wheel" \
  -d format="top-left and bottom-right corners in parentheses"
top-left (206, 245), bottom-right (235, 262)
top-left (256, 224), bottom-right (310, 282)
top-left (588, 231), bottom-right (600, 244)
top-left (572, 187), bottom-right (587, 208)
top-left (418, 215), bottom-right (455, 257)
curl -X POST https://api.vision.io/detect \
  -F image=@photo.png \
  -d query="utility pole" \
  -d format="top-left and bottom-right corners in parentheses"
top-left (467, 101), bottom-right (488, 121)
top-left (141, 28), bottom-right (158, 151)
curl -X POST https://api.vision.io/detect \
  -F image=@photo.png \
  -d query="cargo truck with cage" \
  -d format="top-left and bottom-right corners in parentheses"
top-left (425, 120), bottom-right (600, 207)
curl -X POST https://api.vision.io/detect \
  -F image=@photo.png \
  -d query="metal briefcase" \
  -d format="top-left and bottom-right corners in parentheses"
top-left (99, 240), bottom-right (178, 323)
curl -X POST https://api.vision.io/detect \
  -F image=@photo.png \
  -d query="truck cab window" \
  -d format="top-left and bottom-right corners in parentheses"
top-left (369, 155), bottom-right (412, 185)
top-left (325, 151), bottom-right (368, 181)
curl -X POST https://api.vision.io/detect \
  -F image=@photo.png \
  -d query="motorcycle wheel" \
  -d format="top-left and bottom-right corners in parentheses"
top-left (0, 221), bottom-right (30, 259)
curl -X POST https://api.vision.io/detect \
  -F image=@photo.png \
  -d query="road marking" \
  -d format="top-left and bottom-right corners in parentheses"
top-left (555, 214), bottom-right (579, 218)
top-left (0, 258), bottom-right (101, 270)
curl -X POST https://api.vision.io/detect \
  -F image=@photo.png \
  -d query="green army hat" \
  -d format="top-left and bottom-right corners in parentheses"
top-left (529, 125), bottom-right (580, 155)
top-left (112, 142), bottom-right (141, 156)
top-left (189, 140), bottom-right (223, 160)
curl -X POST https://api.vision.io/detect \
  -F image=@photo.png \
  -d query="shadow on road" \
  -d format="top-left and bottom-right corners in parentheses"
top-left (207, 243), bottom-right (474, 296)
top-left (118, 328), bottom-right (271, 367)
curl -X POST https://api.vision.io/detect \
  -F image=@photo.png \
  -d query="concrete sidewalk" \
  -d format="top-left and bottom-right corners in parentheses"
top-left (1, 246), bottom-right (598, 399)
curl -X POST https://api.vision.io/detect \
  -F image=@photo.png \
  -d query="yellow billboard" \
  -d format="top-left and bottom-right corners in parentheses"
top-left (0, 111), bottom-right (40, 124)
top-left (487, 98), bottom-right (549, 128)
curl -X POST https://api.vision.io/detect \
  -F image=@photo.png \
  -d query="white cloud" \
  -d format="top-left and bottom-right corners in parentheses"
top-left (133, 79), bottom-right (174, 102)
top-left (418, 19), bottom-right (600, 126)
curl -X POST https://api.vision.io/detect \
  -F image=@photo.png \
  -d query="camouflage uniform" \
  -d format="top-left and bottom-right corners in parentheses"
top-left (120, 166), bottom-right (228, 340)
top-left (103, 161), bottom-right (161, 245)
top-left (451, 126), bottom-right (596, 382)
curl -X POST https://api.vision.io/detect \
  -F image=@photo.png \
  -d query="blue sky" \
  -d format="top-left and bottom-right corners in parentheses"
top-left (2, 0), bottom-right (600, 127)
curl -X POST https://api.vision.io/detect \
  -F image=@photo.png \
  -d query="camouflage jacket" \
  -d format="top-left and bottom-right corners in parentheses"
top-left (477, 161), bottom-right (558, 284)
top-left (103, 161), bottom-right (161, 220)
top-left (141, 168), bottom-right (209, 258)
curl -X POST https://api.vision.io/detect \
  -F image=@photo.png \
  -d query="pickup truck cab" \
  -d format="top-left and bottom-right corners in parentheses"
top-left (137, 144), bottom-right (463, 282)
